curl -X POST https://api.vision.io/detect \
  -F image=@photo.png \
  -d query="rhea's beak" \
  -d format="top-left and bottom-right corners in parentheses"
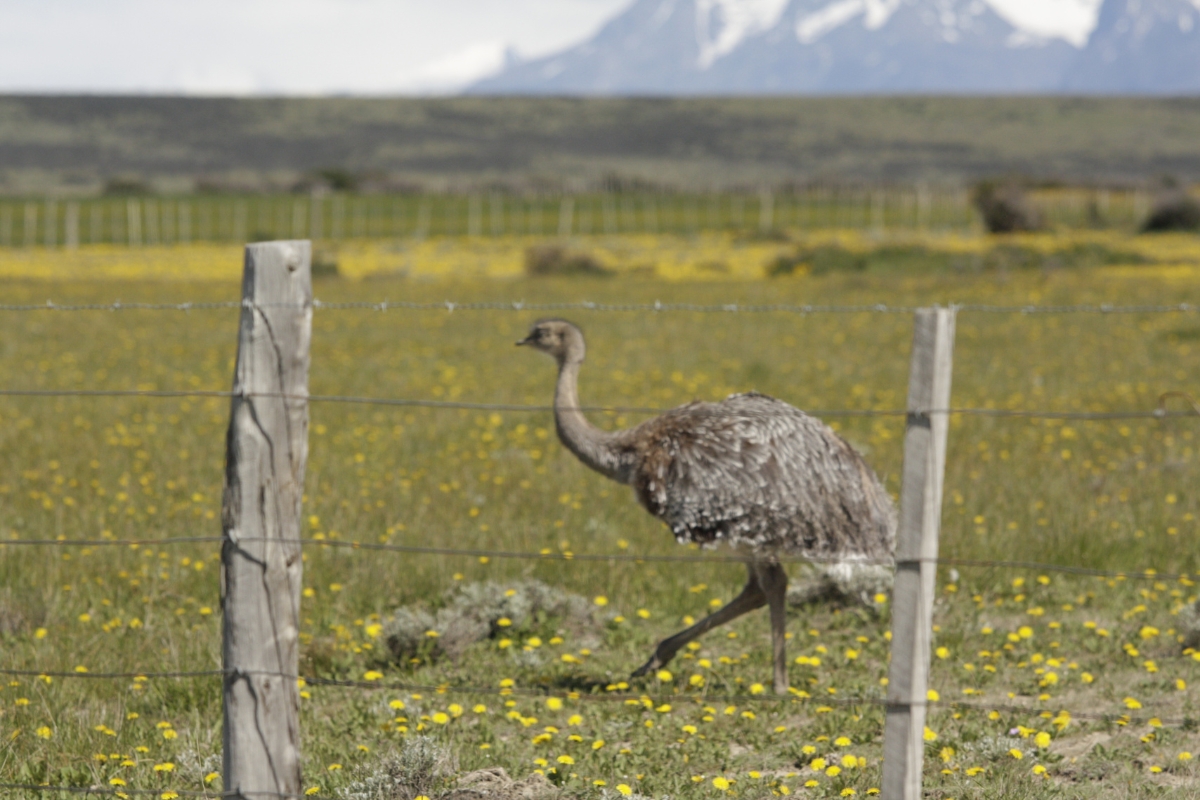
top-left (515, 333), bottom-right (534, 346)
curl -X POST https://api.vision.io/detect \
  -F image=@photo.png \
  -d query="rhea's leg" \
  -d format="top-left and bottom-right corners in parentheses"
top-left (754, 562), bottom-right (790, 695)
top-left (632, 564), bottom-right (766, 679)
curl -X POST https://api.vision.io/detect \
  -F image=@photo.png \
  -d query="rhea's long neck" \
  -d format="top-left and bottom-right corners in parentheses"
top-left (554, 357), bottom-right (628, 483)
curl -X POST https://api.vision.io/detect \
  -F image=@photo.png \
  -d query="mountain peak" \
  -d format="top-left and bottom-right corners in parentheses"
top-left (468, 0), bottom-right (1200, 94)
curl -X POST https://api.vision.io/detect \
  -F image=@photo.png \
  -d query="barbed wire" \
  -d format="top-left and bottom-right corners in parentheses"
top-left (0, 387), bottom-right (1195, 422)
top-left (0, 299), bottom-right (1197, 315)
top-left (0, 535), bottom-right (1192, 581)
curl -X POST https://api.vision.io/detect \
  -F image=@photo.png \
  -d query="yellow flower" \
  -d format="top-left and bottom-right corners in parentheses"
top-left (923, 727), bottom-right (937, 741)
top-left (35, 726), bottom-right (51, 739)
top-left (327, 763), bottom-right (343, 771)
top-left (749, 683), bottom-right (765, 694)
top-left (431, 712), bottom-right (450, 725)
top-left (593, 739), bottom-right (605, 750)
top-left (109, 778), bottom-right (127, 786)
top-left (557, 755), bottom-right (574, 765)
top-left (841, 790), bottom-right (857, 797)
top-left (153, 763), bottom-right (175, 772)
top-left (34, 628), bottom-right (47, 639)
top-left (305, 789), bottom-right (320, 796)
top-left (637, 609), bottom-right (651, 619)
top-left (825, 766), bottom-right (841, 777)
top-left (1124, 697), bottom-right (1142, 709)
top-left (1009, 749), bottom-right (1024, 760)
top-left (1035, 732), bottom-right (1051, 749)
top-left (473, 704), bottom-right (487, 714)
top-left (363, 670), bottom-right (383, 681)
top-left (390, 699), bottom-right (406, 710)
top-left (712, 776), bottom-right (730, 790)
top-left (594, 596), bottom-right (608, 606)
top-left (204, 773), bottom-right (219, 784)
top-left (617, 785), bottom-right (633, 796)
top-left (546, 698), bottom-right (563, 711)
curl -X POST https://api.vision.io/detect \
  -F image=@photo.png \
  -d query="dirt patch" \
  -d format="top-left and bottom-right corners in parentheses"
top-left (443, 767), bottom-right (560, 800)
top-left (1051, 731), bottom-right (1113, 761)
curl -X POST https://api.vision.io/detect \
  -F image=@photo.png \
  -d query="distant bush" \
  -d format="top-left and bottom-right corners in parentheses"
top-left (1141, 192), bottom-right (1200, 232)
top-left (524, 244), bottom-right (611, 277)
top-left (102, 177), bottom-right (150, 196)
top-left (767, 241), bottom-right (1150, 278)
top-left (972, 182), bottom-right (1041, 233)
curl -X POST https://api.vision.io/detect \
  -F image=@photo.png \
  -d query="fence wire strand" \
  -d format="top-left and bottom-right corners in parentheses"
top-left (0, 387), bottom-right (1196, 422)
top-left (1, 535), bottom-right (1193, 581)
top-left (2, 300), bottom-right (1198, 315)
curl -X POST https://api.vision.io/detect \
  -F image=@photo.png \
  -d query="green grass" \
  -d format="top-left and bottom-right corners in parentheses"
top-left (1, 266), bottom-right (1200, 798)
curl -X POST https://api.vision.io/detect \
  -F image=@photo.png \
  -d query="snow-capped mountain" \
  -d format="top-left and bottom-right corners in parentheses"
top-left (468, 0), bottom-right (1199, 94)
top-left (1062, 0), bottom-right (1200, 92)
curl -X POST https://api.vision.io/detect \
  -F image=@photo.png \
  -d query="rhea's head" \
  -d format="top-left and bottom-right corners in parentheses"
top-left (516, 318), bottom-right (586, 364)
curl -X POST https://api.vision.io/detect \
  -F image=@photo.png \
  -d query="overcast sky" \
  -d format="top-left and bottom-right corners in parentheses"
top-left (0, 0), bottom-right (1103, 95)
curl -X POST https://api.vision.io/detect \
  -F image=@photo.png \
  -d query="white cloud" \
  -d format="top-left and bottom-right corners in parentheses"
top-left (411, 42), bottom-right (513, 92)
top-left (0, 0), bottom-right (628, 94)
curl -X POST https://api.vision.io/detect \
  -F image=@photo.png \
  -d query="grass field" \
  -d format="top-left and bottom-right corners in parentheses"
top-left (2, 231), bottom-right (1200, 798)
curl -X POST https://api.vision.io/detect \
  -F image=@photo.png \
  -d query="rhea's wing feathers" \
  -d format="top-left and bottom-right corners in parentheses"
top-left (635, 393), bottom-right (895, 560)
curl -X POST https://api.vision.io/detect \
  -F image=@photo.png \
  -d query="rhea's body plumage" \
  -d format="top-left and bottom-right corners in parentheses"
top-left (518, 318), bottom-right (896, 693)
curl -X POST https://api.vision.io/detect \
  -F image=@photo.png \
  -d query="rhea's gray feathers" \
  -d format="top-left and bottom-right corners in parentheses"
top-left (617, 392), bottom-right (896, 561)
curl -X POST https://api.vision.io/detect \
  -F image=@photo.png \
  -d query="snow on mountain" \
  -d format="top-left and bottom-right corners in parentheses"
top-left (467, 0), bottom-right (1200, 94)
top-left (696, 0), bottom-right (791, 67)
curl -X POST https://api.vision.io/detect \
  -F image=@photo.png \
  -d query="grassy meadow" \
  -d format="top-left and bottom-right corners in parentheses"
top-left (2, 229), bottom-right (1200, 799)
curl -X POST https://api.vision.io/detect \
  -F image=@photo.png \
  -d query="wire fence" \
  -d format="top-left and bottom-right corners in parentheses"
top-left (1, 535), bottom-right (1196, 581)
top-left (2, 293), bottom-right (1198, 799)
top-left (2, 299), bottom-right (1199, 314)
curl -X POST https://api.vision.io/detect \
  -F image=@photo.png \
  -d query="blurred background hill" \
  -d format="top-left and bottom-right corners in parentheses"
top-left (3, 95), bottom-right (1200, 196)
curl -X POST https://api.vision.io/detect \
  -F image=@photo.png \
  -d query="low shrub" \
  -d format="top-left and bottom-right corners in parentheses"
top-left (384, 579), bottom-right (602, 664)
top-left (972, 182), bottom-right (1041, 233)
top-left (524, 244), bottom-right (611, 277)
top-left (1141, 192), bottom-right (1200, 232)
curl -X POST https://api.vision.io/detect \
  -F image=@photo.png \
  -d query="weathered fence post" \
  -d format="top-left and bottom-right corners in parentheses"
top-left (222, 240), bottom-right (312, 800)
top-left (881, 306), bottom-right (955, 800)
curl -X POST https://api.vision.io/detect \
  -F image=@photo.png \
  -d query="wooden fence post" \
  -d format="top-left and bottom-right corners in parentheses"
top-left (222, 240), bottom-right (312, 800)
top-left (881, 306), bottom-right (956, 800)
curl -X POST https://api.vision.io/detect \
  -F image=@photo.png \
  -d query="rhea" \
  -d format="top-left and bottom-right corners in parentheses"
top-left (518, 319), bottom-right (896, 694)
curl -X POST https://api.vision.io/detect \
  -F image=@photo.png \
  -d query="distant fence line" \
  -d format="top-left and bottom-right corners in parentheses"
top-left (0, 187), bottom-right (1157, 248)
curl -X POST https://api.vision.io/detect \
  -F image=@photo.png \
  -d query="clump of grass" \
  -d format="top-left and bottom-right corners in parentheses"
top-left (384, 579), bottom-right (601, 663)
top-left (524, 244), bottom-right (611, 277)
top-left (973, 182), bottom-right (1041, 233)
top-left (339, 737), bottom-right (455, 800)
